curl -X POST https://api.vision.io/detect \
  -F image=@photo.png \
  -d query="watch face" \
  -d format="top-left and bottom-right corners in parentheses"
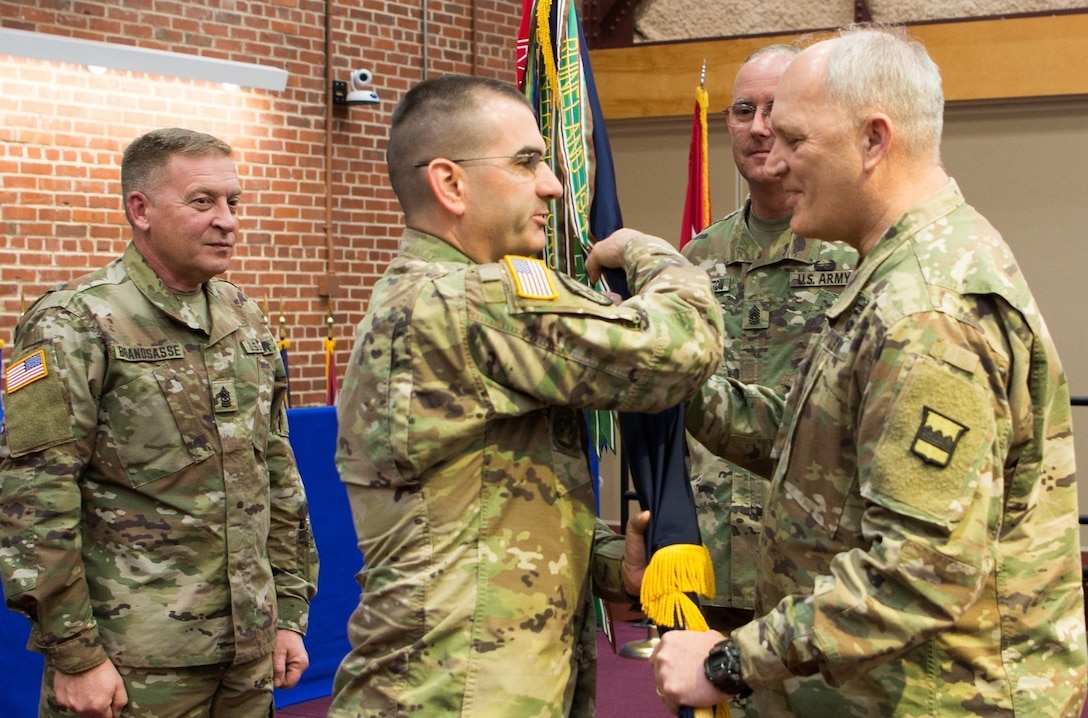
top-left (704, 640), bottom-right (752, 698)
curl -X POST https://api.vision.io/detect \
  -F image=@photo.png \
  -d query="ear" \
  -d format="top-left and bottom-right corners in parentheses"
top-left (126, 191), bottom-right (152, 231)
top-left (859, 112), bottom-right (893, 171)
top-left (424, 160), bottom-right (467, 217)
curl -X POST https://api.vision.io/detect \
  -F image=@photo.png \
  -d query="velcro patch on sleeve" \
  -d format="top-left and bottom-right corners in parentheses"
top-left (504, 256), bottom-right (558, 300)
top-left (3, 345), bottom-right (74, 456)
top-left (864, 354), bottom-right (993, 527)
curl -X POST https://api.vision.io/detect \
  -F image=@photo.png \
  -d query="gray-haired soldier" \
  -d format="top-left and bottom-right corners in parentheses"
top-left (0, 128), bottom-right (318, 718)
top-left (652, 25), bottom-right (1087, 717)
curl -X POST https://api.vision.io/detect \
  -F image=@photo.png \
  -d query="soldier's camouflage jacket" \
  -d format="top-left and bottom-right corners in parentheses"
top-left (0, 243), bottom-right (318, 674)
top-left (331, 229), bottom-right (723, 718)
top-left (682, 199), bottom-right (856, 614)
top-left (687, 181), bottom-right (1088, 716)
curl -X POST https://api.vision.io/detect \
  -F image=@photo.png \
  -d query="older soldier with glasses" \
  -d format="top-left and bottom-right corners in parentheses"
top-left (680, 45), bottom-right (858, 659)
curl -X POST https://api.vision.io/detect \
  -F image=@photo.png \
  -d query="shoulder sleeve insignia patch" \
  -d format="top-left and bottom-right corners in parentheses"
top-left (5, 349), bottom-right (48, 394)
top-left (504, 256), bottom-right (558, 300)
top-left (911, 406), bottom-right (969, 467)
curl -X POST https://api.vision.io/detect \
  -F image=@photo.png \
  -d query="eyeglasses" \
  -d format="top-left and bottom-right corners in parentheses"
top-left (413, 151), bottom-right (545, 173)
top-left (724, 101), bottom-right (773, 127)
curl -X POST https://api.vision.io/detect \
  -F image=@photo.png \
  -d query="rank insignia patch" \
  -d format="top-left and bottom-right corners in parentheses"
top-left (505, 256), bottom-right (558, 300)
top-left (6, 349), bottom-right (48, 394)
top-left (911, 406), bottom-right (968, 467)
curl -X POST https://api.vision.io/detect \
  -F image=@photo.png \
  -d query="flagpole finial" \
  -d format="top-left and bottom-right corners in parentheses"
top-left (700, 59), bottom-right (706, 88)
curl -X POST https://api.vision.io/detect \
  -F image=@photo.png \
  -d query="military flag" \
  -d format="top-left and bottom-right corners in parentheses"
top-left (324, 308), bottom-right (339, 407)
top-left (680, 62), bottom-right (711, 249)
top-left (520, 0), bottom-right (626, 461)
top-left (522, 4), bottom-right (723, 716)
top-left (277, 309), bottom-right (292, 409)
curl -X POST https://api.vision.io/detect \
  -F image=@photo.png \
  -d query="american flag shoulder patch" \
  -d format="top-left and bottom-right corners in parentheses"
top-left (6, 348), bottom-right (49, 394)
top-left (504, 256), bottom-right (558, 300)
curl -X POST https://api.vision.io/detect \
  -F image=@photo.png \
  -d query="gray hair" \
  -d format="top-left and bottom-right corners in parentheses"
top-left (121, 127), bottom-right (232, 199)
top-left (742, 43), bottom-right (801, 66)
top-left (822, 24), bottom-right (944, 162)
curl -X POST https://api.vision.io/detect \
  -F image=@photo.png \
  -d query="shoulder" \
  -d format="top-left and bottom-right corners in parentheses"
top-left (683, 208), bottom-right (745, 261)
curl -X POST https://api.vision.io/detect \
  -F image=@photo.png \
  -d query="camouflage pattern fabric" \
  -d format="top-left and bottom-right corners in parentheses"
top-left (687, 181), bottom-right (1088, 716)
top-left (331, 229), bottom-right (723, 718)
top-left (682, 199), bottom-right (856, 617)
top-left (40, 653), bottom-right (275, 717)
top-left (0, 243), bottom-right (318, 675)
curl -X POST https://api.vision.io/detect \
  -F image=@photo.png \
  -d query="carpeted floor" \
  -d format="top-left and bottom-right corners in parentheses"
top-left (278, 618), bottom-right (1088, 717)
top-left (277, 618), bottom-right (671, 717)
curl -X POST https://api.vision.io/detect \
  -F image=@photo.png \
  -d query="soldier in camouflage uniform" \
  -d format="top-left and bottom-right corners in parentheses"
top-left (330, 75), bottom-right (723, 718)
top-left (651, 25), bottom-right (1088, 717)
top-left (0, 128), bottom-right (318, 718)
top-left (682, 44), bottom-right (858, 638)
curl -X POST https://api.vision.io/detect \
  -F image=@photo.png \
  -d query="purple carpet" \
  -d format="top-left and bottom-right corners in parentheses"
top-left (277, 619), bottom-right (670, 717)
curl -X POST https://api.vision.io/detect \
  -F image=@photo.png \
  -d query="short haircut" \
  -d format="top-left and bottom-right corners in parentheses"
top-left (386, 74), bottom-right (533, 213)
top-left (742, 43), bottom-right (801, 66)
top-left (121, 128), bottom-right (233, 200)
top-left (822, 24), bottom-right (944, 161)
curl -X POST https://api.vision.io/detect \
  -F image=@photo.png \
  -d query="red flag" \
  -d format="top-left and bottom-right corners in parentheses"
top-left (680, 82), bottom-right (711, 249)
top-left (515, 0), bottom-right (534, 88)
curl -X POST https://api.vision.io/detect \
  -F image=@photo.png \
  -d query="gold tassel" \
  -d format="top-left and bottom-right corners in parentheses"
top-left (638, 543), bottom-right (715, 631)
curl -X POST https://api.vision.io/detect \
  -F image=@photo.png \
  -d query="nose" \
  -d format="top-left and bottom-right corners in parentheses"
top-left (750, 110), bottom-right (772, 138)
top-left (212, 199), bottom-right (240, 232)
top-left (538, 163), bottom-right (564, 200)
top-left (765, 141), bottom-right (786, 179)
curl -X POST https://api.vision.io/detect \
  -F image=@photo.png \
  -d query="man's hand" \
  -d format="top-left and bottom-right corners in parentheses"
top-left (585, 227), bottom-right (643, 285)
top-left (273, 628), bottom-right (310, 689)
top-left (650, 629), bottom-right (730, 714)
top-left (622, 510), bottom-right (650, 596)
top-left (53, 659), bottom-right (127, 718)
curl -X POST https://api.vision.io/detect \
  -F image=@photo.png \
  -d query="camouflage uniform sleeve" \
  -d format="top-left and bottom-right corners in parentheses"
top-left (264, 348), bottom-right (318, 635)
top-left (0, 304), bottom-right (111, 673)
top-left (590, 519), bottom-right (636, 604)
top-left (736, 308), bottom-right (1008, 689)
top-left (685, 374), bottom-right (785, 475)
top-left (471, 233), bottom-right (724, 413)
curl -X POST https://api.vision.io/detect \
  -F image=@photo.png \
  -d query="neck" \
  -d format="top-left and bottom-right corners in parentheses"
top-left (748, 183), bottom-right (791, 222)
top-left (855, 164), bottom-right (950, 258)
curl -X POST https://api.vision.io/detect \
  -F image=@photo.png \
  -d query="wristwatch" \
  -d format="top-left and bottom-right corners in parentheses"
top-left (704, 638), bottom-right (753, 698)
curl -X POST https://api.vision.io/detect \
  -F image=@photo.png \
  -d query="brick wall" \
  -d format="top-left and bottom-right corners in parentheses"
top-left (0, 0), bottom-right (522, 407)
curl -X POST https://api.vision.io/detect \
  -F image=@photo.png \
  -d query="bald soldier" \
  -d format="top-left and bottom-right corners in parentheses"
top-left (329, 74), bottom-right (723, 717)
top-left (682, 44), bottom-right (858, 639)
top-left (651, 24), bottom-right (1087, 717)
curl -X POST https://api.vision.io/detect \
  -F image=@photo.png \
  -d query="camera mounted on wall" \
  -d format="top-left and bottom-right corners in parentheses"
top-left (333, 68), bottom-right (379, 105)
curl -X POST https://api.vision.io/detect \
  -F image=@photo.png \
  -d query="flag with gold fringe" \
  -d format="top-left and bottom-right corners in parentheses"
top-left (277, 309), bottom-right (292, 409)
top-left (681, 63), bottom-right (711, 249)
top-left (324, 308), bottom-right (339, 407)
top-left (520, 0), bottom-right (624, 461)
top-left (521, 3), bottom-right (725, 717)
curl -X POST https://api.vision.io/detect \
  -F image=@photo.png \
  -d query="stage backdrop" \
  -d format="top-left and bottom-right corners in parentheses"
top-left (0, 404), bottom-right (359, 716)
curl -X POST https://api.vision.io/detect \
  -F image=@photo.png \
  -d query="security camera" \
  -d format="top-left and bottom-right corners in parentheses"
top-left (332, 68), bottom-right (379, 105)
top-left (351, 68), bottom-right (374, 87)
